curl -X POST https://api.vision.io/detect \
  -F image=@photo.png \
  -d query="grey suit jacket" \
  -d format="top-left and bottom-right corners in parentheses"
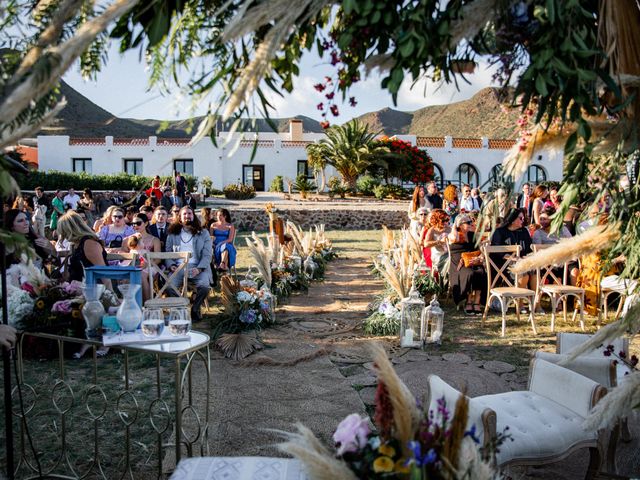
top-left (165, 229), bottom-right (213, 281)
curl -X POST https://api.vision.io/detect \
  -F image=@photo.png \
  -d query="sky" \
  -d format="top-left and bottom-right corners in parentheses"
top-left (62, 44), bottom-right (496, 123)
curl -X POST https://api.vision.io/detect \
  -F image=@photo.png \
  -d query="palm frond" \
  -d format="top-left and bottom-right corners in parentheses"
top-left (216, 332), bottom-right (263, 360)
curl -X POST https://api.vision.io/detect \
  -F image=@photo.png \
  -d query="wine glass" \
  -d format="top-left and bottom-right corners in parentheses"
top-left (141, 308), bottom-right (165, 338)
top-left (168, 307), bottom-right (191, 336)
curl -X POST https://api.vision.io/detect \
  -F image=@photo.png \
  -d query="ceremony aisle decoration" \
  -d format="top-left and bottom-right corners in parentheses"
top-left (214, 275), bottom-right (275, 360)
top-left (279, 343), bottom-right (501, 479)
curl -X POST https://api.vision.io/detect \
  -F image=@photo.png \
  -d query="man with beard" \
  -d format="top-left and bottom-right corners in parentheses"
top-left (165, 206), bottom-right (213, 321)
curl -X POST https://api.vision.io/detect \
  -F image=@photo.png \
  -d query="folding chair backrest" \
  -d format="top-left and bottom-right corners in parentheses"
top-left (143, 251), bottom-right (191, 299)
top-left (482, 244), bottom-right (521, 289)
top-left (532, 244), bottom-right (567, 286)
top-left (106, 252), bottom-right (139, 265)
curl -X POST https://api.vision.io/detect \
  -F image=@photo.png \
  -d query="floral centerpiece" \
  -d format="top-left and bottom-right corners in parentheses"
top-left (364, 297), bottom-right (402, 336)
top-left (279, 343), bottom-right (503, 479)
top-left (214, 276), bottom-right (275, 360)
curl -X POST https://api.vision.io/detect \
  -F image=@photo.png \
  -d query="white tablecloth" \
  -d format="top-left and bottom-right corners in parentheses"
top-left (170, 457), bottom-right (308, 480)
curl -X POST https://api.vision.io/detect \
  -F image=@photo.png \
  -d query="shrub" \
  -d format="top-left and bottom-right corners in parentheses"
top-left (356, 175), bottom-right (381, 196)
top-left (201, 176), bottom-right (213, 195)
top-left (373, 185), bottom-right (386, 200)
top-left (328, 176), bottom-right (349, 198)
top-left (269, 175), bottom-right (284, 192)
top-left (16, 170), bottom-right (198, 192)
top-left (223, 183), bottom-right (256, 200)
top-left (294, 174), bottom-right (314, 194)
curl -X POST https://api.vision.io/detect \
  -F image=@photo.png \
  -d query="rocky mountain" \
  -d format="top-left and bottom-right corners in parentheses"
top-left (39, 82), bottom-right (520, 139)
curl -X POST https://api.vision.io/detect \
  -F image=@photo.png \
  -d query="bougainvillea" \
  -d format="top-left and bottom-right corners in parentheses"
top-left (377, 137), bottom-right (434, 184)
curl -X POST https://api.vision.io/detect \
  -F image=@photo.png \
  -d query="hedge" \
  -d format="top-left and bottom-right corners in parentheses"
top-left (17, 170), bottom-right (198, 192)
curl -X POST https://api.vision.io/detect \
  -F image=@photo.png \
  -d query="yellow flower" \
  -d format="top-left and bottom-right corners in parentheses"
top-left (35, 300), bottom-right (45, 309)
top-left (378, 444), bottom-right (396, 457)
top-left (372, 456), bottom-right (394, 473)
top-left (394, 459), bottom-right (410, 474)
top-left (72, 310), bottom-right (81, 319)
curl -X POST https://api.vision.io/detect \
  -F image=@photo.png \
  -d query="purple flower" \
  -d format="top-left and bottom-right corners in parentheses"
top-left (437, 397), bottom-right (449, 422)
top-left (61, 280), bottom-right (83, 296)
top-left (52, 300), bottom-right (72, 314)
top-left (408, 441), bottom-right (438, 466)
top-left (333, 414), bottom-right (370, 455)
top-left (239, 309), bottom-right (257, 324)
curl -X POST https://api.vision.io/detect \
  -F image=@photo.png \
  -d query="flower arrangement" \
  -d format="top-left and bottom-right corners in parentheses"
top-left (215, 276), bottom-right (276, 359)
top-left (279, 343), bottom-right (502, 479)
top-left (217, 276), bottom-right (274, 333)
top-left (363, 297), bottom-right (401, 336)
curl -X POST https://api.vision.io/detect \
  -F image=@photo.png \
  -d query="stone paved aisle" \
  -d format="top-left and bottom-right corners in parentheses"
top-left (183, 245), bottom-right (639, 479)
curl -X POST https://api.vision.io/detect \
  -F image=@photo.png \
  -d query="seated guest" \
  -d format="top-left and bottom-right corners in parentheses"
top-left (459, 184), bottom-right (480, 212)
top-left (425, 181), bottom-right (443, 210)
top-left (139, 205), bottom-right (154, 222)
top-left (4, 208), bottom-right (56, 268)
top-left (422, 208), bottom-right (451, 275)
top-left (98, 207), bottom-right (134, 249)
top-left (200, 207), bottom-right (215, 230)
top-left (165, 206), bottom-right (213, 321)
top-left (447, 214), bottom-right (486, 315)
top-left (58, 211), bottom-right (111, 358)
top-left (124, 206), bottom-right (137, 226)
top-left (169, 206), bottom-right (181, 223)
top-left (57, 211), bottom-right (109, 283)
top-left (148, 207), bottom-right (170, 247)
top-left (210, 208), bottom-right (237, 271)
top-left (442, 184), bottom-right (459, 220)
top-left (93, 205), bottom-right (117, 232)
top-left (170, 188), bottom-right (183, 208)
top-left (184, 191), bottom-right (197, 210)
top-left (490, 208), bottom-right (535, 292)
top-left (408, 185), bottom-right (427, 221)
top-left (531, 208), bottom-right (572, 244)
top-left (410, 207), bottom-right (428, 241)
top-left (123, 213), bottom-right (161, 301)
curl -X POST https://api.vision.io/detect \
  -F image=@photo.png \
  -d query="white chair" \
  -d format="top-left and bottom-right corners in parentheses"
top-left (143, 252), bottom-right (191, 309)
top-left (532, 244), bottom-right (586, 331)
top-left (534, 332), bottom-right (632, 473)
top-left (482, 245), bottom-right (537, 337)
top-left (426, 358), bottom-right (607, 477)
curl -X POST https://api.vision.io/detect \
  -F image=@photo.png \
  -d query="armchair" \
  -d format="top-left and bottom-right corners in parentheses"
top-left (426, 358), bottom-right (607, 478)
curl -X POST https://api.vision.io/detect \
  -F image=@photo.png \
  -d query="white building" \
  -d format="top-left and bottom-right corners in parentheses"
top-left (36, 119), bottom-right (562, 190)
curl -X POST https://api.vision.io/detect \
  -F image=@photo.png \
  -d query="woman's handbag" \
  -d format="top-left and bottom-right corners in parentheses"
top-left (461, 250), bottom-right (482, 267)
top-left (109, 235), bottom-right (123, 248)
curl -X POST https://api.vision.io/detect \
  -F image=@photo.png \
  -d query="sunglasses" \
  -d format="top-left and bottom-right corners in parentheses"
top-left (131, 221), bottom-right (144, 226)
top-left (461, 221), bottom-right (473, 225)
top-left (112, 215), bottom-right (124, 219)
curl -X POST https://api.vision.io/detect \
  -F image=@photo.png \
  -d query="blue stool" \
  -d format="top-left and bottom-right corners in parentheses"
top-left (85, 266), bottom-right (143, 308)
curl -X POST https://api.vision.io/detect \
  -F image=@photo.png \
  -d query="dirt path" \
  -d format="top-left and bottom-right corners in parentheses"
top-left (182, 244), bottom-right (639, 479)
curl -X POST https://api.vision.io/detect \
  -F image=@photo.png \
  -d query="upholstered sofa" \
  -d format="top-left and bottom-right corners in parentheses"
top-left (426, 358), bottom-right (607, 478)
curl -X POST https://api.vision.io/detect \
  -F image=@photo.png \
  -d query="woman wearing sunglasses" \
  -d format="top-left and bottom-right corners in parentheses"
top-left (98, 207), bottom-right (134, 250)
top-left (123, 213), bottom-right (161, 301)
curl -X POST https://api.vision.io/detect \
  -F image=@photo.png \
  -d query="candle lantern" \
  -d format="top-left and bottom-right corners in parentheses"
top-left (399, 283), bottom-right (424, 348)
top-left (422, 296), bottom-right (445, 345)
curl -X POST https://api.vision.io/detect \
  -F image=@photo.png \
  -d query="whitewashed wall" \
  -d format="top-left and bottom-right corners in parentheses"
top-left (37, 129), bottom-right (562, 190)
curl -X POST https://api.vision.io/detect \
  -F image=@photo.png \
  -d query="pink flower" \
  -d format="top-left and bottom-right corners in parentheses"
top-left (52, 300), bottom-right (72, 314)
top-left (62, 280), bottom-right (83, 296)
top-left (313, 83), bottom-right (325, 92)
top-left (333, 413), bottom-right (370, 455)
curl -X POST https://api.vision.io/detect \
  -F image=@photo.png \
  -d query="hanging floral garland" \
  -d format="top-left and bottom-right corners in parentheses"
top-left (378, 137), bottom-right (435, 184)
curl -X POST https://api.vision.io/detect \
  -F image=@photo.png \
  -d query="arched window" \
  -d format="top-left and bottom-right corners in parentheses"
top-left (526, 164), bottom-right (547, 184)
top-left (432, 163), bottom-right (444, 190)
top-left (454, 163), bottom-right (479, 187)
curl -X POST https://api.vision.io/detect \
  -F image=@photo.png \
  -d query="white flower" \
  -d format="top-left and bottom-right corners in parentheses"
top-left (237, 291), bottom-right (253, 303)
top-left (1, 285), bottom-right (35, 329)
top-left (239, 279), bottom-right (258, 289)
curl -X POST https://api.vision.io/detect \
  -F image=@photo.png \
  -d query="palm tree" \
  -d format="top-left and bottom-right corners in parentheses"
top-left (306, 120), bottom-right (387, 190)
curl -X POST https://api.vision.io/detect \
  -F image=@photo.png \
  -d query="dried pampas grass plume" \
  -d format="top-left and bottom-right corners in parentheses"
top-left (277, 423), bottom-right (358, 480)
top-left (245, 232), bottom-right (272, 289)
top-left (220, 275), bottom-right (240, 315)
top-left (512, 223), bottom-right (621, 274)
top-left (368, 342), bottom-right (419, 457)
top-left (584, 372), bottom-right (640, 430)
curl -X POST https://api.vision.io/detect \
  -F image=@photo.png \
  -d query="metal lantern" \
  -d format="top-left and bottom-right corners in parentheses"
top-left (422, 296), bottom-right (445, 345)
top-left (399, 283), bottom-right (425, 348)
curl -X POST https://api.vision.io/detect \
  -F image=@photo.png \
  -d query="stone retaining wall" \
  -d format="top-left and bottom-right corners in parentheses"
top-left (233, 208), bottom-right (411, 231)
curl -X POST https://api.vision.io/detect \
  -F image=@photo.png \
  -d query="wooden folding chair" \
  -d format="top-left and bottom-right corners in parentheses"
top-left (106, 252), bottom-right (139, 265)
top-left (143, 252), bottom-right (191, 309)
top-left (482, 245), bottom-right (537, 337)
top-left (532, 244), bottom-right (585, 332)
